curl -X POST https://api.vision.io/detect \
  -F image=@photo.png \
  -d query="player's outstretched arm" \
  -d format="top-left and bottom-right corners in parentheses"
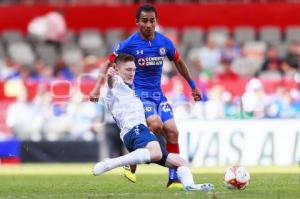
top-left (107, 65), bottom-right (117, 89)
top-left (173, 58), bottom-right (202, 101)
top-left (89, 60), bottom-right (114, 102)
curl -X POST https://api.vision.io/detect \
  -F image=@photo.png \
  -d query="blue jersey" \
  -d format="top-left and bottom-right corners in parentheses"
top-left (111, 31), bottom-right (179, 100)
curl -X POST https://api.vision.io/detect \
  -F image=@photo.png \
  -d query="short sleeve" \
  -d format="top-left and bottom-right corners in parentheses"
top-left (108, 41), bottom-right (130, 63)
top-left (166, 39), bottom-right (180, 62)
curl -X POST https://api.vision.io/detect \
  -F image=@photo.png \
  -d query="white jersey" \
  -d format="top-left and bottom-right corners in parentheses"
top-left (103, 75), bottom-right (147, 141)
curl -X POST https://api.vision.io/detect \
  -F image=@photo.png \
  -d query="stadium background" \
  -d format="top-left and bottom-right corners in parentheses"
top-left (0, 0), bottom-right (299, 168)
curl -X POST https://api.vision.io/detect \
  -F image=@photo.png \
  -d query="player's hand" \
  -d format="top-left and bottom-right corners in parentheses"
top-left (89, 87), bottom-right (101, 103)
top-left (192, 88), bottom-right (202, 101)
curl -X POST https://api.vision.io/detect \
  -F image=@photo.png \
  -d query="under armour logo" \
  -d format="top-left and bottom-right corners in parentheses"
top-left (136, 50), bottom-right (143, 55)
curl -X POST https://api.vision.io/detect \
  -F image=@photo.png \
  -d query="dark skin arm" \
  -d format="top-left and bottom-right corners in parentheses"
top-left (173, 57), bottom-right (202, 101)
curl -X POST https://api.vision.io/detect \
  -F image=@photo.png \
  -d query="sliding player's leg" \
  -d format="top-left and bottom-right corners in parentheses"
top-left (123, 100), bottom-right (163, 183)
top-left (93, 124), bottom-right (162, 175)
top-left (93, 147), bottom-right (151, 176)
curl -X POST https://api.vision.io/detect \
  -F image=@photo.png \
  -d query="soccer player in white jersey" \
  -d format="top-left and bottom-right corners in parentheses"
top-left (92, 53), bottom-right (214, 192)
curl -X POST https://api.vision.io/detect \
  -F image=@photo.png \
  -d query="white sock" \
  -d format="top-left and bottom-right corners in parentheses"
top-left (106, 148), bottom-right (150, 169)
top-left (177, 166), bottom-right (195, 187)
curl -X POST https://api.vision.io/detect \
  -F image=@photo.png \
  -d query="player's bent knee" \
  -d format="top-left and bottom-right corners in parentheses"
top-left (146, 141), bottom-right (163, 161)
top-left (151, 144), bottom-right (163, 161)
top-left (147, 117), bottom-right (163, 134)
top-left (149, 123), bottom-right (163, 134)
top-left (151, 150), bottom-right (163, 162)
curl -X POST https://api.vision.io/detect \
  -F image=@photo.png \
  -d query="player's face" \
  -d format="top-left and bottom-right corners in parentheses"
top-left (136, 11), bottom-right (157, 39)
top-left (118, 61), bottom-right (136, 84)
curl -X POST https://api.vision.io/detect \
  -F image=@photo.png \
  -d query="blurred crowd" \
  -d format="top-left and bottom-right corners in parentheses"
top-left (167, 77), bottom-right (300, 120)
top-left (1, 79), bottom-right (104, 141)
top-left (1, 9), bottom-right (300, 143)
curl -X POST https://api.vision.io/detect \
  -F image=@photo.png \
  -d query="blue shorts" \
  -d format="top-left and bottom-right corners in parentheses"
top-left (123, 124), bottom-right (157, 152)
top-left (123, 124), bottom-right (169, 166)
top-left (140, 96), bottom-right (174, 123)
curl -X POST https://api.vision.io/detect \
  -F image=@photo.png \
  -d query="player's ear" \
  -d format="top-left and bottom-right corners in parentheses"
top-left (135, 18), bottom-right (139, 25)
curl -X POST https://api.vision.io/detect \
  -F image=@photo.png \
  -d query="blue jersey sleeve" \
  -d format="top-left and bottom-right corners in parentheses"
top-left (108, 39), bottom-right (132, 63)
top-left (113, 40), bottom-right (129, 56)
top-left (166, 39), bottom-right (179, 61)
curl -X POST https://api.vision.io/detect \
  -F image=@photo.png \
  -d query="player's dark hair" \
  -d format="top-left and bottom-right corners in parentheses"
top-left (115, 53), bottom-right (135, 65)
top-left (136, 4), bottom-right (157, 20)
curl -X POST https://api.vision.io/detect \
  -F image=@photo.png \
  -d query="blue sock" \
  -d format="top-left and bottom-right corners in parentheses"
top-left (169, 168), bottom-right (178, 181)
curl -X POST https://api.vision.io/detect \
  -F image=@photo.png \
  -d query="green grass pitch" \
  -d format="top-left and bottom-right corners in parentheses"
top-left (0, 163), bottom-right (299, 199)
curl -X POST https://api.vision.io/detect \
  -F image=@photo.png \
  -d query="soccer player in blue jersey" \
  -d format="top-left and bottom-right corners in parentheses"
top-left (90, 4), bottom-right (202, 189)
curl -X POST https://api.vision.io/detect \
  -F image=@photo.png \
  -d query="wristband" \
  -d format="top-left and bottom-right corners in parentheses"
top-left (188, 79), bottom-right (196, 89)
